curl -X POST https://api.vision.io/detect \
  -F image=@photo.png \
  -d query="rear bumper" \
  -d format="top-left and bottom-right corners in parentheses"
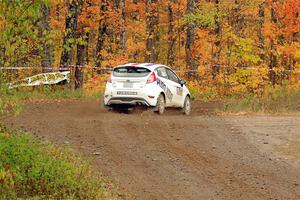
top-left (104, 82), bottom-right (160, 107)
top-left (104, 91), bottom-right (158, 107)
top-left (107, 97), bottom-right (151, 106)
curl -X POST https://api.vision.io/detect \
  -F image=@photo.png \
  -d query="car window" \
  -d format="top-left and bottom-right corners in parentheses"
top-left (156, 67), bottom-right (168, 79)
top-left (113, 67), bottom-right (151, 77)
top-left (166, 69), bottom-right (180, 83)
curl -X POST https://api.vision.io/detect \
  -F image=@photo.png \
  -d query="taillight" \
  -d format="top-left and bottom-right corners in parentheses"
top-left (147, 72), bottom-right (157, 84)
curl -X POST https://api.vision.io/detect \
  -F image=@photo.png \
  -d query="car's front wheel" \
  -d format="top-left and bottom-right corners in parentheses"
top-left (182, 96), bottom-right (191, 115)
top-left (155, 94), bottom-right (165, 115)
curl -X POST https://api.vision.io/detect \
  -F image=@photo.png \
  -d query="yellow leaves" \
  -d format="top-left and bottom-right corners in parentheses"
top-left (295, 50), bottom-right (300, 60)
top-left (226, 67), bottom-right (269, 96)
top-left (293, 43), bottom-right (300, 60)
top-left (264, 23), bottom-right (278, 40)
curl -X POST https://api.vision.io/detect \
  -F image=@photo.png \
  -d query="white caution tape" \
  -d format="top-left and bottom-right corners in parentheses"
top-left (9, 71), bottom-right (70, 89)
top-left (1, 66), bottom-right (300, 73)
top-left (0, 66), bottom-right (112, 71)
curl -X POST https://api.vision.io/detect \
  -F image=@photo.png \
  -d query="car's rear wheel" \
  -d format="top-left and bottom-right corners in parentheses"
top-left (100, 98), bottom-right (106, 109)
top-left (101, 99), bottom-right (112, 111)
top-left (182, 96), bottom-right (191, 115)
top-left (155, 94), bottom-right (165, 115)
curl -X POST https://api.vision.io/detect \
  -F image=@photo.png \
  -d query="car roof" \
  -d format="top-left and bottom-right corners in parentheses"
top-left (115, 63), bottom-right (169, 71)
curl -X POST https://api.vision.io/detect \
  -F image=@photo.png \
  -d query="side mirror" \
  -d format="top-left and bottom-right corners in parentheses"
top-left (179, 80), bottom-right (187, 87)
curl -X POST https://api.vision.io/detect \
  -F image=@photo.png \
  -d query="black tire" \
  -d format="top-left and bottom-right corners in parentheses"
top-left (100, 98), bottom-right (111, 111)
top-left (182, 96), bottom-right (191, 115)
top-left (155, 94), bottom-right (165, 115)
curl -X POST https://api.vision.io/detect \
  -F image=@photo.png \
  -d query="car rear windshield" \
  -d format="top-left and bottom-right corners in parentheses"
top-left (113, 67), bottom-right (151, 77)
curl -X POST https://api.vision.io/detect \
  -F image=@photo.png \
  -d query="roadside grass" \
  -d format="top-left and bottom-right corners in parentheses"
top-left (13, 85), bottom-right (101, 102)
top-left (222, 86), bottom-right (300, 114)
top-left (1, 74), bottom-right (102, 115)
top-left (1, 75), bottom-right (119, 200)
top-left (3, 74), bottom-right (300, 114)
top-left (1, 85), bottom-right (100, 117)
top-left (189, 81), bottom-right (300, 114)
top-left (5, 72), bottom-right (107, 103)
top-left (0, 77), bottom-right (23, 116)
top-left (0, 125), bottom-right (118, 200)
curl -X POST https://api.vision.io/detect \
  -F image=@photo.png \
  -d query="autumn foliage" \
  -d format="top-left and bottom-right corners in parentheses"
top-left (0, 0), bottom-right (300, 97)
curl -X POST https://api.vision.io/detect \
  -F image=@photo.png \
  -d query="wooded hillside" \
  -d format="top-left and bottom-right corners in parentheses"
top-left (0, 0), bottom-right (300, 91)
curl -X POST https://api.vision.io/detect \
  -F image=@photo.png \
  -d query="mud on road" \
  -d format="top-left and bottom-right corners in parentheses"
top-left (4, 100), bottom-right (300, 200)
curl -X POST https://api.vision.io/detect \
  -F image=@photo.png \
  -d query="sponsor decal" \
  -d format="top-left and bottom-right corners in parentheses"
top-left (117, 91), bottom-right (137, 95)
top-left (176, 87), bottom-right (183, 96)
top-left (157, 79), bottom-right (173, 101)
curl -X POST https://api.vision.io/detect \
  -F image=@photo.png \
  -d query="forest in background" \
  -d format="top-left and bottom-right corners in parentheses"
top-left (0, 0), bottom-right (300, 98)
top-left (1, 1), bottom-right (300, 199)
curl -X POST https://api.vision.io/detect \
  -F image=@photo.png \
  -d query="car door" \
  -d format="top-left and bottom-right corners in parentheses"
top-left (155, 67), bottom-right (174, 107)
top-left (165, 68), bottom-right (184, 107)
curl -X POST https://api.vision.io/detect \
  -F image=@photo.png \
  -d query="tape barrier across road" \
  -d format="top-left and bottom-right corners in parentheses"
top-left (1, 66), bottom-right (300, 73)
top-left (8, 71), bottom-right (70, 89)
top-left (0, 66), bottom-right (112, 71)
top-left (2, 65), bottom-right (300, 89)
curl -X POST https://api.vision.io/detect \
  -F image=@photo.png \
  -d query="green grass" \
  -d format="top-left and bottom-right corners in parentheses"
top-left (0, 77), bottom-right (118, 199)
top-left (0, 125), bottom-right (118, 200)
top-left (0, 77), bottom-right (23, 116)
top-left (222, 86), bottom-right (300, 113)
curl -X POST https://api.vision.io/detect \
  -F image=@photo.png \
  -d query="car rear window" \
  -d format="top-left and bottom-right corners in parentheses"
top-left (113, 67), bottom-right (151, 77)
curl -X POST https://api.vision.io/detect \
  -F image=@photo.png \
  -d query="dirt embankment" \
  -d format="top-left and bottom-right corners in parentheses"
top-left (4, 100), bottom-right (300, 200)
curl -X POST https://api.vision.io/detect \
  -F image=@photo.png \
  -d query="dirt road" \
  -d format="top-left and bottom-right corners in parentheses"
top-left (4, 100), bottom-right (300, 200)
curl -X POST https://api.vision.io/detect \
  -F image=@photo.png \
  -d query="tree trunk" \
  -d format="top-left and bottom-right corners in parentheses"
top-left (132, 0), bottom-right (139, 62)
top-left (269, 0), bottom-right (277, 85)
top-left (232, 0), bottom-right (244, 37)
top-left (258, 1), bottom-right (265, 61)
top-left (212, 0), bottom-right (221, 79)
top-left (167, 0), bottom-right (177, 67)
top-left (40, 3), bottom-right (53, 73)
top-left (120, 0), bottom-right (126, 55)
top-left (145, 0), bottom-right (159, 63)
top-left (95, 0), bottom-right (108, 68)
top-left (60, 0), bottom-right (83, 69)
top-left (75, 30), bottom-right (89, 89)
top-left (185, 0), bottom-right (198, 78)
top-left (0, 47), bottom-right (5, 68)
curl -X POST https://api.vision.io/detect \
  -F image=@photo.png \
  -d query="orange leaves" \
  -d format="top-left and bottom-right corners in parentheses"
top-left (49, 3), bottom-right (67, 30)
top-left (264, 23), bottom-right (278, 40)
top-left (0, 16), bottom-right (4, 31)
top-left (5, 163), bottom-right (10, 172)
top-left (278, 44), bottom-right (298, 57)
top-left (78, 0), bottom-right (101, 30)
top-left (126, 1), bottom-right (145, 19)
top-left (267, 0), bottom-right (300, 37)
top-left (277, 0), bottom-right (300, 34)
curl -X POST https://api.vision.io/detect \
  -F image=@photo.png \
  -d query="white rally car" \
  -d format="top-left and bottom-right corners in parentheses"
top-left (103, 63), bottom-right (191, 115)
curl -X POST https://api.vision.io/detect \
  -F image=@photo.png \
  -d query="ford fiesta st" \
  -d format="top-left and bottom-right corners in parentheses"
top-left (103, 63), bottom-right (191, 115)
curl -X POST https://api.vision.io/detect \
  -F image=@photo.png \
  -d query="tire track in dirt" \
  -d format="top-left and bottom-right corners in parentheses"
top-left (3, 100), bottom-right (300, 200)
